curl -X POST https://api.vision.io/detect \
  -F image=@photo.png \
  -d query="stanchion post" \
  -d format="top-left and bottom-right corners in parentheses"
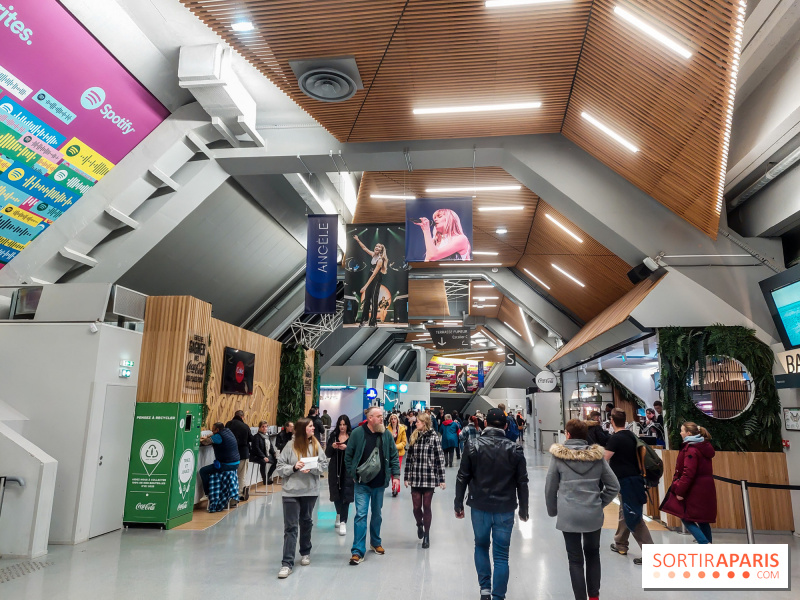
top-left (740, 480), bottom-right (755, 544)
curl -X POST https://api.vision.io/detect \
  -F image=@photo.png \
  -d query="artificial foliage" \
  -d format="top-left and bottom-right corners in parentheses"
top-left (277, 344), bottom-right (308, 426)
top-left (658, 325), bottom-right (782, 452)
top-left (201, 333), bottom-right (212, 427)
top-left (312, 350), bottom-right (321, 408)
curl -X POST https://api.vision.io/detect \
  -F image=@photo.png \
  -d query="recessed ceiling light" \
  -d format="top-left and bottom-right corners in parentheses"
top-left (581, 112), bottom-right (639, 153)
top-left (523, 268), bottom-right (551, 290)
top-left (503, 321), bottom-right (523, 337)
top-left (473, 304), bottom-right (498, 308)
top-left (473, 284), bottom-right (495, 288)
top-left (370, 194), bottom-right (417, 200)
top-left (441, 262), bottom-right (502, 266)
top-left (496, 227), bottom-right (508, 234)
top-left (544, 213), bottom-right (583, 243)
top-left (478, 206), bottom-right (525, 212)
top-left (231, 21), bottom-right (254, 32)
top-left (474, 297), bottom-right (499, 301)
top-left (425, 185), bottom-right (522, 193)
top-left (413, 102), bottom-right (541, 115)
top-left (614, 6), bottom-right (692, 60)
top-left (486, 0), bottom-right (570, 7)
top-left (551, 263), bottom-right (586, 287)
top-left (520, 306), bottom-right (536, 346)
top-left (473, 251), bottom-right (499, 256)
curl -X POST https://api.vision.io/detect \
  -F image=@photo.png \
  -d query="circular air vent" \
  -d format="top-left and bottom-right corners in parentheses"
top-left (298, 68), bottom-right (358, 102)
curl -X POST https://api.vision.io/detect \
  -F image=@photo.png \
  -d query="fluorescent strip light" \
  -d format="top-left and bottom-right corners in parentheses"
top-left (473, 251), bottom-right (499, 256)
top-left (544, 213), bottom-right (583, 243)
top-left (440, 262), bottom-right (502, 266)
top-left (520, 306), bottom-right (536, 347)
top-left (370, 194), bottom-right (417, 200)
top-left (231, 21), bottom-right (254, 32)
top-left (473, 284), bottom-right (495, 288)
top-left (473, 297), bottom-right (499, 301)
top-left (298, 174), bottom-right (336, 213)
top-left (614, 6), bottom-right (692, 60)
top-left (486, 0), bottom-right (570, 7)
top-left (478, 206), bottom-right (525, 212)
top-left (580, 112), bottom-right (639, 153)
top-left (439, 321), bottom-right (462, 325)
top-left (473, 305), bottom-right (498, 308)
top-left (551, 263), bottom-right (586, 287)
top-left (425, 185), bottom-right (521, 193)
top-left (496, 227), bottom-right (508, 234)
top-left (503, 321), bottom-right (523, 337)
top-left (523, 268), bottom-right (551, 290)
top-left (413, 102), bottom-right (540, 115)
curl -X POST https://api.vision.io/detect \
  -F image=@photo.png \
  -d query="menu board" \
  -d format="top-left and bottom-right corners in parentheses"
top-left (0, 0), bottom-right (169, 270)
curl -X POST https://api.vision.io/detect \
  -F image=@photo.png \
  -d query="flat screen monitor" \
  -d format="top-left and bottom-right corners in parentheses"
top-left (760, 265), bottom-right (800, 350)
top-left (221, 347), bottom-right (255, 395)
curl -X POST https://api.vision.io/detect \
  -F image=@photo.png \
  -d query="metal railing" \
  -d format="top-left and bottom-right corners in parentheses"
top-left (712, 474), bottom-right (800, 543)
top-left (0, 476), bottom-right (25, 520)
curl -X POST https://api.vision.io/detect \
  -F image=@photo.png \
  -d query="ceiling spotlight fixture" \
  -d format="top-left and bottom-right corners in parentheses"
top-left (370, 194), bottom-right (417, 200)
top-left (551, 263), bottom-right (586, 287)
top-left (231, 21), bottom-right (254, 32)
top-left (441, 262), bottom-right (502, 266)
top-left (473, 251), bottom-right (499, 256)
top-left (544, 214), bottom-right (583, 243)
top-left (486, 0), bottom-right (570, 7)
top-left (413, 102), bottom-right (541, 115)
top-left (523, 268), bottom-right (551, 290)
top-left (581, 112), bottom-right (639, 153)
top-left (495, 227), bottom-right (508, 235)
top-left (425, 185), bottom-right (521, 193)
top-left (520, 306), bottom-right (536, 347)
top-left (613, 6), bottom-right (692, 60)
top-left (478, 206), bottom-right (525, 212)
top-left (503, 321), bottom-right (523, 338)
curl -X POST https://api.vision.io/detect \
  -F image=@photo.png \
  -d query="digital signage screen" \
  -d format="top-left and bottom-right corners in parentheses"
top-left (221, 347), bottom-right (255, 396)
top-left (759, 265), bottom-right (800, 351)
top-left (0, 0), bottom-right (169, 271)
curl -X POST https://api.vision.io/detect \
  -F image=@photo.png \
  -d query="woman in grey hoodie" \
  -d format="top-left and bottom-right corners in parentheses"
top-left (276, 417), bottom-right (328, 579)
top-left (545, 419), bottom-right (619, 600)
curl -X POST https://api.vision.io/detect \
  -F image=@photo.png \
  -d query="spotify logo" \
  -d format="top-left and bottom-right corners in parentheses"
top-left (53, 170), bottom-right (67, 182)
top-left (7, 168), bottom-right (24, 181)
top-left (65, 145), bottom-right (80, 157)
top-left (80, 87), bottom-right (105, 110)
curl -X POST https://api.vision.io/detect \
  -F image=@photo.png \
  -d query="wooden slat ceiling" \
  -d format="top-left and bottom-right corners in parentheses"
top-left (408, 279), bottom-right (450, 317)
top-left (181, 0), bottom-right (740, 238)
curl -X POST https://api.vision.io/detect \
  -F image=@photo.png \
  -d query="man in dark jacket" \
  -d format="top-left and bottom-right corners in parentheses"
top-left (199, 422), bottom-right (240, 498)
top-left (585, 411), bottom-right (610, 447)
top-left (275, 422), bottom-right (294, 453)
top-left (308, 407), bottom-right (325, 442)
top-left (344, 406), bottom-right (400, 565)
top-left (226, 410), bottom-right (253, 500)
top-left (455, 408), bottom-right (529, 600)
top-left (250, 420), bottom-right (274, 486)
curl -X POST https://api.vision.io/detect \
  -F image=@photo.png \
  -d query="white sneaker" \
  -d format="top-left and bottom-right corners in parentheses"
top-left (338, 522), bottom-right (346, 536)
top-left (278, 566), bottom-right (292, 578)
top-left (335, 515), bottom-right (340, 527)
top-left (300, 555), bottom-right (311, 566)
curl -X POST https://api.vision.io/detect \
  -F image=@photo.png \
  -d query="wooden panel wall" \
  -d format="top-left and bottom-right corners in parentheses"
top-left (136, 296), bottom-right (212, 405)
top-left (205, 319), bottom-right (282, 429)
top-left (304, 348), bottom-right (315, 416)
top-left (660, 451), bottom-right (794, 531)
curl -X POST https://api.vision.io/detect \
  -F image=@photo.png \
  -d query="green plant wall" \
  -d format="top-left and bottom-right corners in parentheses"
top-left (277, 344), bottom-right (307, 426)
top-left (313, 350), bottom-right (320, 408)
top-left (658, 325), bottom-right (782, 452)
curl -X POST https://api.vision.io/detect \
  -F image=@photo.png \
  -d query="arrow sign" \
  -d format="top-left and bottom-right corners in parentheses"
top-left (427, 327), bottom-right (471, 350)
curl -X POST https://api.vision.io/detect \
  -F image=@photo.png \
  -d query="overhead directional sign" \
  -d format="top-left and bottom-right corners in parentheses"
top-left (428, 327), bottom-right (471, 349)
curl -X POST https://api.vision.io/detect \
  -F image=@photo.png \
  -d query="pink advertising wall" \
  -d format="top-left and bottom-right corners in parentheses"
top-left (0, 0), bottom-right (170, 270)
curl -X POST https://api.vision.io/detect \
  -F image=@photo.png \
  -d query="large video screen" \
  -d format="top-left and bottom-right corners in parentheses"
top-left (0, 0), bottom-right (169, 271)
top-left (221, 347), bottom-right (255, 396)
top-left (772, 280), bottom-right (800, 347)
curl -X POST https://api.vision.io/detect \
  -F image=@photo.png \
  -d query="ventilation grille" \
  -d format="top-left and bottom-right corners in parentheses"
top-left (298, 68), bottom-right (358, 103)
top-left (112, 285), bottom-right (147, 321)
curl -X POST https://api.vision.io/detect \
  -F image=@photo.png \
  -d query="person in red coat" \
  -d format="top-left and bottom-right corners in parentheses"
top-left (661, 422), bottom-right (716, 543)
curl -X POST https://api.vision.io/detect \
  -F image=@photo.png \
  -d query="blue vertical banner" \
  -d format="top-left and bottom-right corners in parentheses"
top-left (305, 214), bottom-right (339, 314)
top-left (478, 361), bottom-right (485, 387)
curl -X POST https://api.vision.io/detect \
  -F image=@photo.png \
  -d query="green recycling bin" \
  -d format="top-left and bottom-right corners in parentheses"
top-left (123, 402), bottom-right (202, 529)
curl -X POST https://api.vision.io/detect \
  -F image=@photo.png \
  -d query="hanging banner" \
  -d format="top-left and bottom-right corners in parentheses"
top-left (305, 214), bottom-right (339, 314)
top-left (428, 327), bottom-right (471, 350)
top-left (478, 361), bottom-right (485, 387)
top-left (405, 197), bottom-right (473, 262)
top-left (344, 223), bottom-right (408, 327)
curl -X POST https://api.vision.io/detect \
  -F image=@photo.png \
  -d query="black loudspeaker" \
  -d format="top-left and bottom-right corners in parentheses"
top-left (627, 263), bottom-right (652, 285)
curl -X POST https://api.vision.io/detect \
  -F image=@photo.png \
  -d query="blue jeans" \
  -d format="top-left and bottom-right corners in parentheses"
top-left (683, 520), bottom-right (713, 544)
top-left (471, 508), bottom-right (515, 600)
top-left (351, 483), bottom-right (385, 557)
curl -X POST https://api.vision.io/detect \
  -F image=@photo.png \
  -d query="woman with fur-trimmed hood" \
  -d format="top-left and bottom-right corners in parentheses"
top-left (545, 419), bottom-right (620, 600)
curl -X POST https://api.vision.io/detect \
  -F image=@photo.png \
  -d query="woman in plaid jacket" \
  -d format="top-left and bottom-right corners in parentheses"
top-left (403, 412), bottom-right (446, 549)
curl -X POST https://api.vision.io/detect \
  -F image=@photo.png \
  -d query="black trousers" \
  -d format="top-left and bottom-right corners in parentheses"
top-left (562, 529), bottom-right (601, 600)
top-left (258, 460), bottom-right (276, 484)
top-left (282, 496), bottom-right (317, 567)
top-left (333, 499), bottom-right (351, 523)
top-left (444, 447), bottom-right (455, 466)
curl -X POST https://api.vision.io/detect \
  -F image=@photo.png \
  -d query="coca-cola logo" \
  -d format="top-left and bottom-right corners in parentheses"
top-left (235, 361), bottom-right (245, 383)
top-left (136, 502), bottom-right (156, 511)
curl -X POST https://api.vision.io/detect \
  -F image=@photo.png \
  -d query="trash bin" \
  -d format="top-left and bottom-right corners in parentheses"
top-left (123, 402), bottom-right (202, 529)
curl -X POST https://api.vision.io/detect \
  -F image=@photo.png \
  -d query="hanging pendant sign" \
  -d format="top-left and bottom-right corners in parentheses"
top-left (305, 214), bottom-right (339, 314)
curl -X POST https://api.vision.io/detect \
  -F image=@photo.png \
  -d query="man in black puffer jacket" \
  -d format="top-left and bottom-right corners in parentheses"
top-left (226, 410), bottom-right (253, 500)
top-left (455, 408), bottom-right (529, 600)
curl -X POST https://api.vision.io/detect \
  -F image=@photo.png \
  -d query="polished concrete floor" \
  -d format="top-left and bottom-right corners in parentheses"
top-left (2, 441), bottom-right (799, 599)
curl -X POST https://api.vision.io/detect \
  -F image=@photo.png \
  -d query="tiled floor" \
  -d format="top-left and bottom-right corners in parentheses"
top-left (1, 442), bottom-right (798, 599)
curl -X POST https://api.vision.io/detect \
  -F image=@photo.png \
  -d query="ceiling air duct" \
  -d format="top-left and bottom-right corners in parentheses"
top-left (289, 57), bottom-right (364, 103)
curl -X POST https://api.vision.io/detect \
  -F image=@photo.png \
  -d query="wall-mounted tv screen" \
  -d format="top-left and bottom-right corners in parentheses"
top-left (221, 347), bottom-right (255, 395)
top-left (759, 265), bottom-right (800, 350)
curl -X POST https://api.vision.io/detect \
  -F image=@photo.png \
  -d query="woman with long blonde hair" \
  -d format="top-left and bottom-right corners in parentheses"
top-left (387, 413), bottom-right (408, 497)
top-left (404, 412), bottom-right (446, 548)
top-left (353, 235), bottom-right (389, 325)
top-left (276, 417), bottom-right (328, 578)
top-left (414, 208), bottom-right (472, 261)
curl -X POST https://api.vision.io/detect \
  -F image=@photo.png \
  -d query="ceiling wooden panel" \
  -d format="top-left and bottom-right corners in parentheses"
top-left (408, 279), bottom-right (449, 316)
top-left (498, 296), bottom-right (529, 341)
top-left (562, 0), bottom-right (739, 237)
